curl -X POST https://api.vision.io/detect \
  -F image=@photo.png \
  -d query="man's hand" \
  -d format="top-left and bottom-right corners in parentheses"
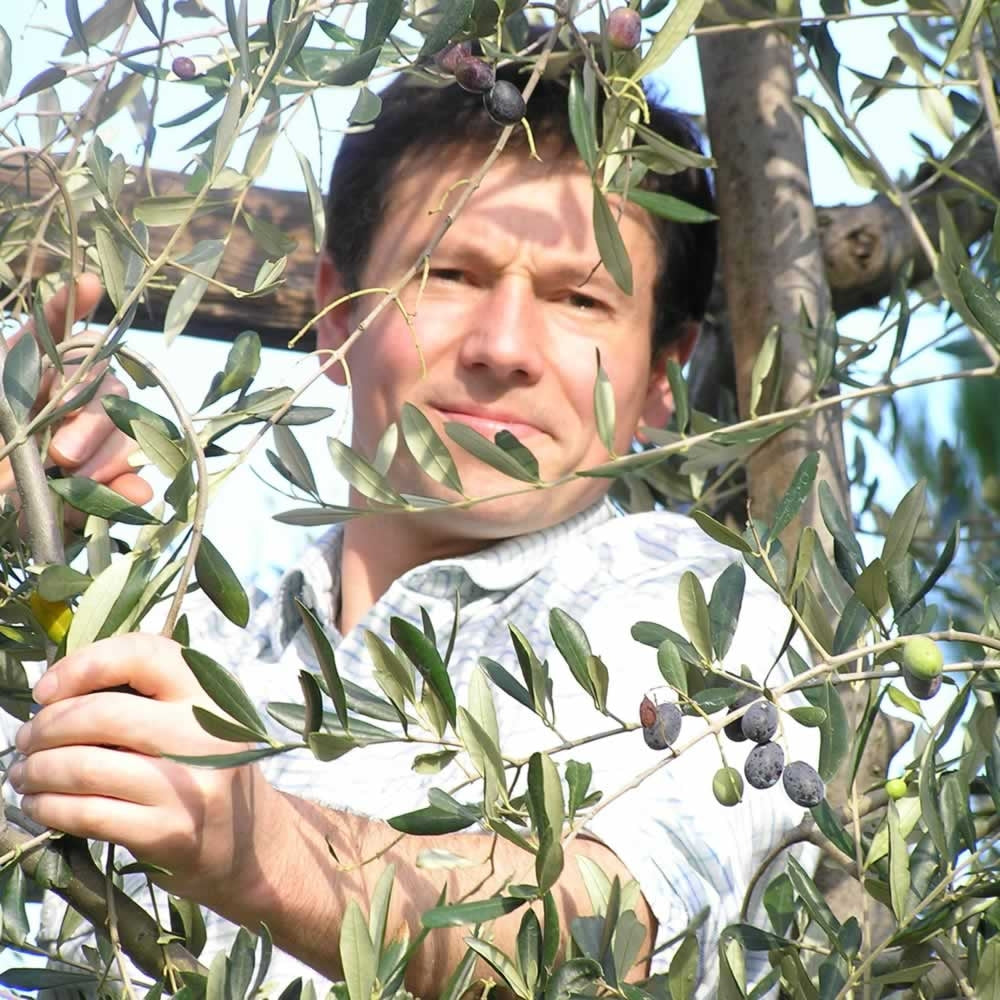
top-left (8, 633), bottom-right (281, 906)
top-left (0, 274), bottom-right (152, 510)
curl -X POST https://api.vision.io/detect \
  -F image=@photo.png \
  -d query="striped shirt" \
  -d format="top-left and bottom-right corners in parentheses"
top-left (35, 499), bottom-right (819, 996)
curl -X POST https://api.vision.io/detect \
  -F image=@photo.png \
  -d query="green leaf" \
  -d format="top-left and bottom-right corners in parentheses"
top-left (749, 325), bottom-right (779, 419)
top-left (957, 265), bottom-right (1000, 346)
top-left (465, 937), bottom-right (532, 1000)
top-left (192, 706), bottom-right (264, 744)
top-left (568, 72), bottom-right (598, 173)
top-left (329, 438), bottom-right (404, 505)
top-left (708, 563), bottom-right (745, 661)
top-left (19, 66), bottom-right (67, 101)
top-left (786, 854), bottom-right (840, 942)
top-left (295, 149), bottom-right (326, 252)
top-left (164, 240), bottom-right (225, 344)
top-left (801, 680), bottom-right (848, 783)
top-left (388, 803), bottom-right (479, 835)
top-left (853, 558), bottom-right (888, 617)
top-left (364, 629), bottom-right (415, 719)
top-left (795, 96), bottom-right (882, 190)
top-left (423, 896), bottom-right (525, 928)
top-left (668, 933), bottom-right (698, 1000)
top-left (976, 938), bottom-right (1000, 1000)
top-left (818, 480), bottom-right (864, 570)
top-left (593, 350), bottom-right (616, 454)
top-left (362, 0), bottom-right (404, 49)
top-left (418, 0), bottom-right (475, 58)
top-left (67, 0), bottom-right (89, 54)
top-left (306, 732), bottom-right (358, 761)
top-left (340, 901), bottom-right (376, 1000)
top-left (390, 618), bottom-right (456, 726)
top-left (2, 328), bottom-right (40, 423)
top-left (763, 873), bottom-right (795, 937)
top-left (194, 536), bottom-right (249, 628)
top-left (0, 26), bottom-right (11, 96)
top-left (445, 422), bottom-right (541, 483)
top-left (592, 187), bottom-right (632, 295)
top-left (202, 329), bottom-right (261, 407)
top-left (527, 752), bottom-right (564, 845)
top-left (368, 863), bottom-right (395, 954)
top-left (182, 647), bottom-right (267, 737)
top-left (296, 600), bottom-right (348, 730)
top-left (631, 0), bottom-right (705, 79)
top-left (788, 526), bottom-right (817, 596)
top-left (65, 554), bottom-right (138, 653)
top-left (271, 425), bottom-right (317, 497)
top-left (690, 510), bottom-right (752, 554)
top-left (479, 656), bottom-right (533, 712)
top-left (624, 189), bottom-right (717, 223)
top-left (457, 707), bottom-right (505, 807)
top-left (400, 403), bottom-right (463, 494)
top-left (887, 800), bottom-right (910, 922)
top-left (549, 608), bottom-right (597, 703)
top-left (770, 452), bottom-right (819, 541)
top-left (61, 0), bottom-right (131, 55)
top-left (881, 480), bottom-right (926, 568)
top-left (788, 705), bottom-right (827, 727)
top-left (103, 397), bottom-right (180, 447)
top-left (943, 0), bottom-right (987, 71)
top-left (656, 639), bottom-right (687, 694)
top-left (565, 760), bottom-right (594, 820)
top-left (0, 970), bottom-right (98, 990)
top-left (543, 957), bottom-right (602, 1000)
top-left (165, 745), bottom-right (289, 768)
top-left (678, 570), bottom-right (713, 664)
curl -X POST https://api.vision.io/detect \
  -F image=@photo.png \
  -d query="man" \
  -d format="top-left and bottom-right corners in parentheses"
top-left (3, 56), bottom-right (816, 998)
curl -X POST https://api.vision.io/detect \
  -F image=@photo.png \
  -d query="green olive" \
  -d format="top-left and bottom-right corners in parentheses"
top-left (712, 766), bottom-right (744, 807)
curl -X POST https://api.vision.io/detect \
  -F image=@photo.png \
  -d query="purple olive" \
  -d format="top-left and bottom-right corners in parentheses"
top-left (172, 55), bottom-right (198, 80)
top-left (606, 8), bottom-right (641, 51)
top-left (435, 42), bottom-right (472, 75)
top-left (454, 57), bottom-right (495, 94)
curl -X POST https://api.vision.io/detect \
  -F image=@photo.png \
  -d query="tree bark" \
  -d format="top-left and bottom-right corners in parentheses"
top-left (698, 27), bottom-right (848, 531)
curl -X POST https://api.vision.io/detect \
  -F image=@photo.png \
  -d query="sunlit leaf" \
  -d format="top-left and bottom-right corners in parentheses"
top-left (195, 536), bottom-right (250, 628)
top-left (592, 187), bottom-right (632, 295)
top-left (50, 477), bottom-right (159, 526)
top-left (182, 647), bottom-right (267, 736)
top-left (401, 403), bottom-right (463, 494)
top-left (678, 570), bottom-right (713, 664)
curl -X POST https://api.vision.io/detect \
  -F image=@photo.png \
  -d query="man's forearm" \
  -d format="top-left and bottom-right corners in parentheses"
top-left (210, 789), bottom-right (656, 998)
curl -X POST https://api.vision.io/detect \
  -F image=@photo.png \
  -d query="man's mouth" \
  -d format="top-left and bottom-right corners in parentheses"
top-left (433, 405), bottom-right (541, 440)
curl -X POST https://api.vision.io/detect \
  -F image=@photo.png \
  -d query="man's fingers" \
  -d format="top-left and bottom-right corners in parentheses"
top-left (5, 273), bottom-right (103, 351)
top-left (33, 634), bottom-right (199, 705)
top-left (47, 380), bottom-right (127, 467)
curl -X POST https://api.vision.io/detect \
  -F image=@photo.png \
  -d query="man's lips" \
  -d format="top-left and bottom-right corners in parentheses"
top-left (433, 405), bottom-right (542, 439)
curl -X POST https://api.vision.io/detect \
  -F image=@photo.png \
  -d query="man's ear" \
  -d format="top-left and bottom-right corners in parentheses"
top-left (315, 252), bottom-right (353, 387)
top-left (636, 321), bottom-right (701, 442)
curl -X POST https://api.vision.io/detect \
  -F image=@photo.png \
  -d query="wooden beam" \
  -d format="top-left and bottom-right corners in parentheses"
top-left (0, 155), bottom-right (321, 352)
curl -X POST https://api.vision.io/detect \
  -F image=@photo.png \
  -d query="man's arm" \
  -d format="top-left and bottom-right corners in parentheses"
top-left (10, 634), bottom-right (655, 997)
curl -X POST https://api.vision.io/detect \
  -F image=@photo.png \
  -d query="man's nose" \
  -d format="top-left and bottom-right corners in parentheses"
top-left (457, 276), bottom-right (545, 382)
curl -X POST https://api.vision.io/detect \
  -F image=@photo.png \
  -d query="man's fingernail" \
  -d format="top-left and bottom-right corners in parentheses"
top-left (8, 762), bottom-right (23, 789)
top-left (33, 673), bottom-right (55, 703)
top-left (15, 723), bottom-right (31, 752)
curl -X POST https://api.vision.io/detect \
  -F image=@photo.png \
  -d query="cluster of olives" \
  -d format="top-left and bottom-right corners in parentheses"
top-left (638, 693), bottom-right (825, 811)
top-left (434, 45), bottom-right (526, 126)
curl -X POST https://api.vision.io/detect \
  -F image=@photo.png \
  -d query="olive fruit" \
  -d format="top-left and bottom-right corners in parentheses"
top-left (902, 636), bottom-right (944, 680)
top-left (606, 7), bottom-right (641, 51)
top-left (782, 761), bottom-right (824, 807)
top-left (744, 741), bottom-right (784, 789)
top-left (712, 766), bottom-right (743, 807)
top-left (639, 696), bottom-right (681, 750)
top-left (885, 777), bottom-right (908, 800)
top-left (435, 42), bottom-right (472, 74)
top-left (483, 81), bottom-right (526, 126)
top-left (454, 57), bottom-right (495, 94)
top-left (904, 671), bottom-right (942, 701)
top-left (741, 700), bottom-right (778, 744)
top-left (172, 55), bottom-right (198, 80)
top-left (723, 689), bottom-right (758, 743)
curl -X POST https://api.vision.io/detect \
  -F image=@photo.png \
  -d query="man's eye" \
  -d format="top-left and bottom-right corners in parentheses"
top-left (566, 291), bottom-right (603, 310)
top-left (428, 268), bottom-right (466, 283)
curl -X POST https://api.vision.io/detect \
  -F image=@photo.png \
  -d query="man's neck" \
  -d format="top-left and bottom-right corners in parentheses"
top-left (336, 513), bottom-right (489, 635)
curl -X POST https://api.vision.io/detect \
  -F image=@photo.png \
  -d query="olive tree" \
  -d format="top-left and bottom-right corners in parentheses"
top-left (1, 1), bottom-right (1000, 997)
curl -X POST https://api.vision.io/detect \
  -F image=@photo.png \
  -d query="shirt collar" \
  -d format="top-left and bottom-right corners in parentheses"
top-left (267, 499), bottom-right (617, 647)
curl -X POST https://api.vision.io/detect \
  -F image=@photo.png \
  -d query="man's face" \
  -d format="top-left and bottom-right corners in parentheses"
top-left (316, 146), bottom-right (692, 544)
